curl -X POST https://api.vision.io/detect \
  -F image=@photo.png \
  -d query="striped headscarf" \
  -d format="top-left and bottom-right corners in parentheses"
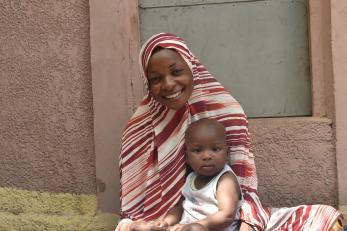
top-left (119, 33), bottom-right (342, 230)
top-left (120, 32), bottom-right (259, 220)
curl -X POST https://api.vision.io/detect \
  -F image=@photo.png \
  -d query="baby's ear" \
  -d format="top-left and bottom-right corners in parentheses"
top-left (185, 164), bottom-right (193, 176)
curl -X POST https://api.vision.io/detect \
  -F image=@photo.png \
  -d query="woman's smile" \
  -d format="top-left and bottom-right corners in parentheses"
top-left (163, 89), bottom-right (183, 100)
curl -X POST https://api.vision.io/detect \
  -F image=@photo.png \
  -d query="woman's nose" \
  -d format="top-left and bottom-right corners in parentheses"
top-left (162, 75), bottom-right (175, 90)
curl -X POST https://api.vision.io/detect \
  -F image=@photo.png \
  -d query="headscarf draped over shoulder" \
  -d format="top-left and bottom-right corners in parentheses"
top-left (119, 33), bottom-right (258, 221)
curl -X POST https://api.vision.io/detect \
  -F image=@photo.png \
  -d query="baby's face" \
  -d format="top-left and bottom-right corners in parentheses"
top-left (185, 122), bottom-right (228, 177)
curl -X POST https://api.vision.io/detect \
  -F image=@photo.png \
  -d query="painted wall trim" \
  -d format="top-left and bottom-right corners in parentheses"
top-left (140, 0), bottom-right (274, 9)
top-left (309, 0), bottom-right (347, 210)
top-left (89, 0), bottom-right (143, 213)
top-left (308, 0), bottom-right (334, 118)
top-left (330, 0), bottom-right (347, 206)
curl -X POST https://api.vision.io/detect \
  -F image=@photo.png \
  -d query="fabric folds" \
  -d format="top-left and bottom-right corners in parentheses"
top-left (118, 33), bottom-right (342, 230)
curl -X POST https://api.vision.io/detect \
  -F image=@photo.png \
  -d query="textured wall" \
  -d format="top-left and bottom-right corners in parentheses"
top-left (249, 117), bottom-right (337, 208)
top-left (331, 0), bottom-right (347, 207)
top-left (0, 1), bottom-right (96, 194)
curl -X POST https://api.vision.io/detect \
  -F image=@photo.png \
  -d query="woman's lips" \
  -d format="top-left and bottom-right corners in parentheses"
top-left (163, 90), bottom-right (183, 100)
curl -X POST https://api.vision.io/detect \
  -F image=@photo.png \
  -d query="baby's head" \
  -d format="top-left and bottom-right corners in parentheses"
top-left (185, 118), bottom-right (228, 177)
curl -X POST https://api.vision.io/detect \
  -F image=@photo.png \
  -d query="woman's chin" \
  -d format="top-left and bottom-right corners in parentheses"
top-left (168, 104), bottom-right (185, 110)
top-left (163, 96), bottom-right (190, 110)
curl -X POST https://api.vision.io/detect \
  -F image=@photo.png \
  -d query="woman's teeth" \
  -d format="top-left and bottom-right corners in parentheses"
top-left (165, 91), bottom-right (182, 99)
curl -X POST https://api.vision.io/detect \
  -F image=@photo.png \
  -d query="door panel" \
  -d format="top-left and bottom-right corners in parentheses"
top-left (140, 0), bottom-right (311, 117)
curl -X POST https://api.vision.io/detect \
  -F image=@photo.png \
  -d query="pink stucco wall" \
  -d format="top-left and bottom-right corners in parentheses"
top-left (249, 117), bottom-right (337, 207)
top-left (0, 1), bottom-right (96, 194)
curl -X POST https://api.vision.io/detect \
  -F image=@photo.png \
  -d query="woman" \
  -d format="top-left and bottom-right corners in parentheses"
top-left (117, 33), bottom-right (342, 230)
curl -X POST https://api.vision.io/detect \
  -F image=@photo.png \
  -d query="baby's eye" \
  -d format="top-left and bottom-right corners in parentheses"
top-left (212, 147), bottom-right (222, 152)
top-left (191, 148), bottom-right (202, 153)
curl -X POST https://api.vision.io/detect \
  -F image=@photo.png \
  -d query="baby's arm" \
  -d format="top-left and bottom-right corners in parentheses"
top-left (196, 172), bottom-right (241, 231)
top-left (157, 197), bottom-right (184, 228)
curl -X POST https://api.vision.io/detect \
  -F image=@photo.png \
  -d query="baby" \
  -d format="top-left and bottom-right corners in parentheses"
top-left (158, 118), bottom-right (243, 231)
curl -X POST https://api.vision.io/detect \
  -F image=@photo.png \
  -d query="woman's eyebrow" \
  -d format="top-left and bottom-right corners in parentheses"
top-left (169, 62), bottom-right (177, 68)
top-left (148, 62), bottom-right (178, 75)
top-left (186, 142), bottom-right (202, 146)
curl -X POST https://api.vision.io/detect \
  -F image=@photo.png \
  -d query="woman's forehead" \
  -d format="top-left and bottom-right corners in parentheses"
top-left (141, 39), bottom-right (189, 68)
top-left (139, 34), bottom-right (194, 85)
top-left (146, 47), bottom-right (179, 66)
top-left (147, 49), bottom-right (184, 71)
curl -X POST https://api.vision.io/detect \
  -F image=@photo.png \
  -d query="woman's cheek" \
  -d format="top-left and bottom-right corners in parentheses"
top-left (149, 86), bottom-right (158, 97)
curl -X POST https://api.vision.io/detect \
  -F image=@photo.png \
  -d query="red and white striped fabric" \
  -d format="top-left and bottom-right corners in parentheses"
top-left (118, 33), bottom-right (342, 230)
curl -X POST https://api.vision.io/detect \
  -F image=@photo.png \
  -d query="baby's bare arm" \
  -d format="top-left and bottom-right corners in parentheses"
top-left (196, 172), bottom-right (241, 231)
top-left (161, 197), bottom-right (184, 227)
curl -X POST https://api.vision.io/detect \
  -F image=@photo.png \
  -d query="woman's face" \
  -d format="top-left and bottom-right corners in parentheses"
top-left (146, 48), bottom-right (194, 110)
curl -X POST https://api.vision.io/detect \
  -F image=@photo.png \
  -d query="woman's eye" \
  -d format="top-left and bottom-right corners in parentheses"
top-left (148, 76), bottom-right (160, 85)
top-left (172, 69), bottom-right (183, 76)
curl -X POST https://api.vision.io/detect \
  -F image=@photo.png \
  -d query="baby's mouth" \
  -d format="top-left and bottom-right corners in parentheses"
top-left (163, 90), bottom-right (183, 100)
top-left (201, 164), bottom-right (214, 169)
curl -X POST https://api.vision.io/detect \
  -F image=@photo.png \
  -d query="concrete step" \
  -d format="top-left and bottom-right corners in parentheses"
top-left (0, 211), bottom-right (118, 231)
